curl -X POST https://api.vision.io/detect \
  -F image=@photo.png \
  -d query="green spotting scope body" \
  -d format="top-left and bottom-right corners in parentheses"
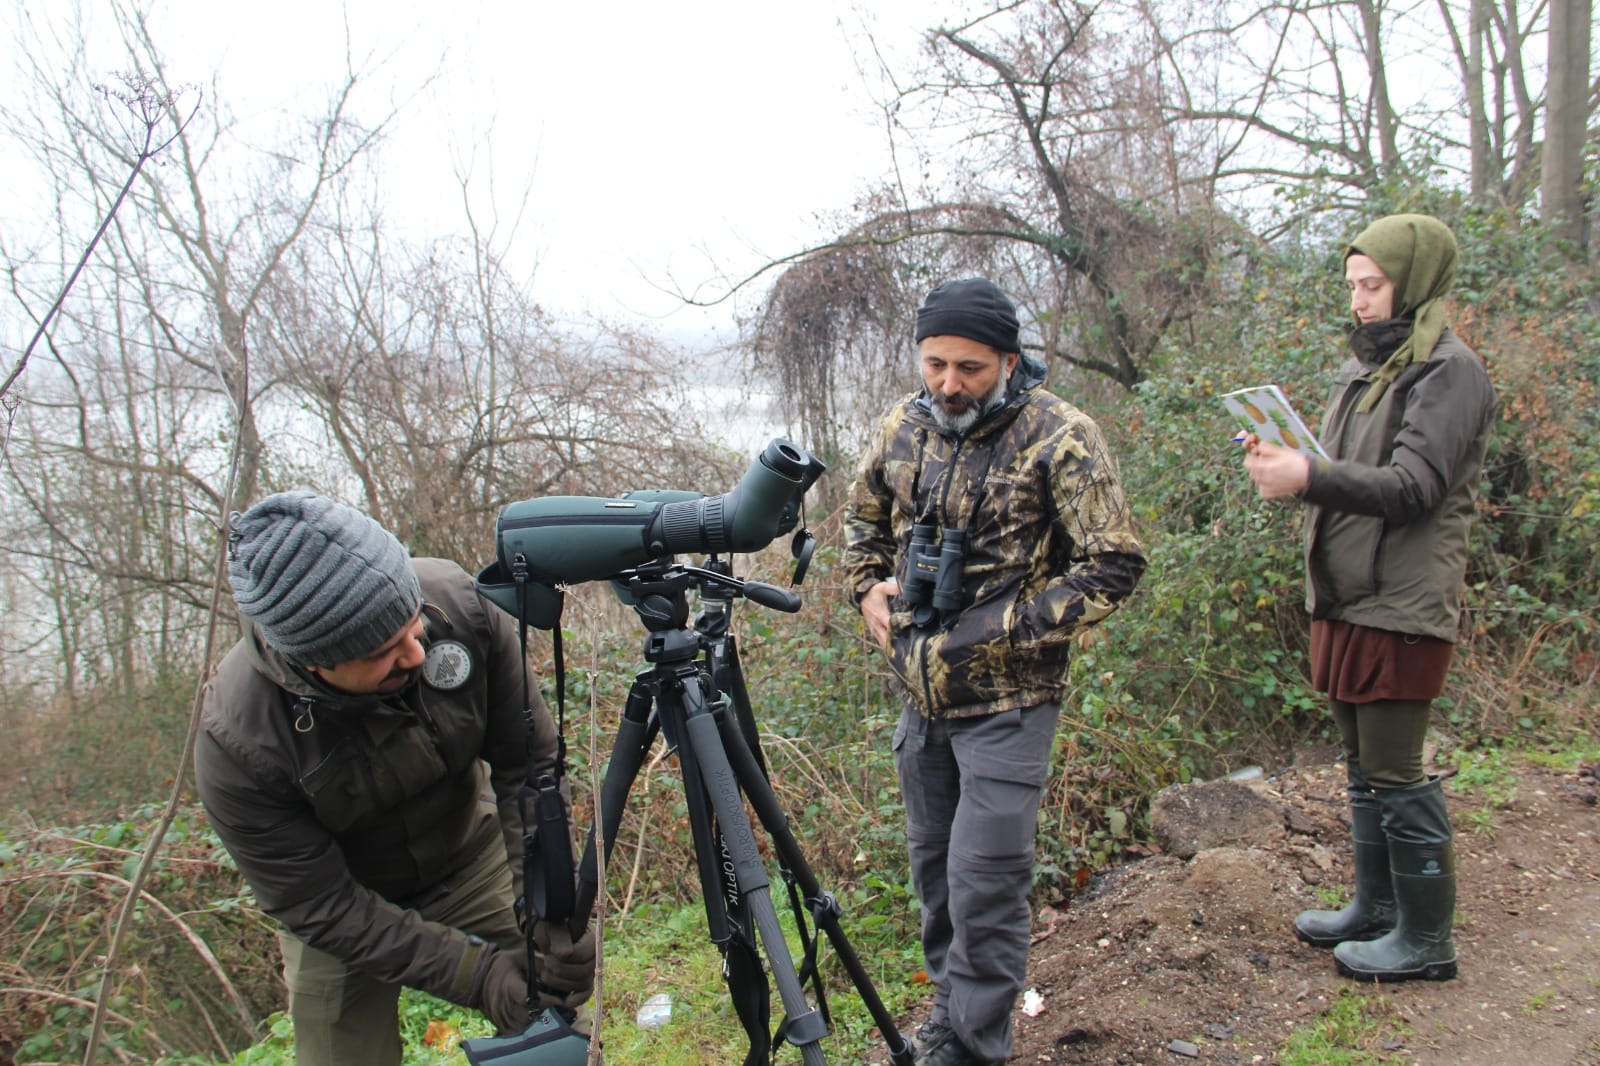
top-left (477, 439), bottom-right (824, 628)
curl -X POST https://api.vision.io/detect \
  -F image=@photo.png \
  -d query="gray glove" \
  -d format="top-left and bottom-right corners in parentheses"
top-left (465, 942), bottom-right (532, 1035)
top-left (533, 920), bottom-right (597, 1009)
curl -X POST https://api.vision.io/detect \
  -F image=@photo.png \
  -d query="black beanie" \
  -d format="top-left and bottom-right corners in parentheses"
top-left (913, 277), bottom-right (1021, 355)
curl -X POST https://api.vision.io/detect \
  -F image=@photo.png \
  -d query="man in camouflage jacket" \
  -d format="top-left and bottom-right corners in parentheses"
top-left (844, 278), bottom-right (1144, 1066)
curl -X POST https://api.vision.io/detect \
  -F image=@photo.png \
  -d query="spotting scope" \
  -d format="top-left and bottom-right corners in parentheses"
top-left (476, 438), bottom-right (825, 628)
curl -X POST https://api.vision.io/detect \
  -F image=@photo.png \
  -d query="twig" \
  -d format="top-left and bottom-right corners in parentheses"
top-left (26, 867), bottom-right (252, 1048)
top-left (585, 665), bottom-right (606, 1066)
top-left (0, 986), bottom-right (171, 1054)
top-left (45, 834), bottom-right (226, 866)
top-left (82, 330), bottom-right (245, 1062)
top-left (0, 75), bottom-right (200, 407)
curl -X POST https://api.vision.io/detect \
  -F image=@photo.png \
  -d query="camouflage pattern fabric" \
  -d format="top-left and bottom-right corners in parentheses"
top-left (844, 361), bottom-right (1145, 718)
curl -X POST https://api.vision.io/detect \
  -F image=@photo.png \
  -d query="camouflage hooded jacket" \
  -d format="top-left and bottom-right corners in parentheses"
top-left (844, 355), bottom-right (1146, 718)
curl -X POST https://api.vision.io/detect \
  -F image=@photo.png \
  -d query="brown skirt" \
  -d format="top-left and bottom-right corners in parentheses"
top-left (1310, 619), bottom-right (1455, 704)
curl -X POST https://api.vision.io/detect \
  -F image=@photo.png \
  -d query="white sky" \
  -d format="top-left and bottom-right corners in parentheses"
top-left (118, 0), bottom-right (943, 348)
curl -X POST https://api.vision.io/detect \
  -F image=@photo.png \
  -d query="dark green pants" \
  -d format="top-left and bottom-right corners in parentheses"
top-left (1330, 699), bottom-right (1432, 790)
top-left (280, 838), bottom-right (521, 1066)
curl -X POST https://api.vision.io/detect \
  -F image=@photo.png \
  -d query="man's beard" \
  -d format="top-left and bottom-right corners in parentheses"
top-left (929, 374), bottom-right (1008, 433)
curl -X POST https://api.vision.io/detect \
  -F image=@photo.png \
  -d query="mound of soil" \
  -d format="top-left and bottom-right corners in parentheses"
top-left (924, 753), bottom-right (1600, 1064)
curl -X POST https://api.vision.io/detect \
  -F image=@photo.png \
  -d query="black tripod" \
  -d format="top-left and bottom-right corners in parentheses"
top-left (570, 559), bottom-right (916, 1066)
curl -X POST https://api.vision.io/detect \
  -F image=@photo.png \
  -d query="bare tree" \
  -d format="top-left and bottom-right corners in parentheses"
top-left (259, 198), bottom-right (736, 565)
top-left (0, 72), bottom-right (196, 452)
top-left (746, 0), bottom-right (1221, 436)
top-left (746, 202), bottom-right (927, 464)
top-left (0, 0), bottom-right (414, 806)
top-left (743, 0), bottom-right (1595, 449)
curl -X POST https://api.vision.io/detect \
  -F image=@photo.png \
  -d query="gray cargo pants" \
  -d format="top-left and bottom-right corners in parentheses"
top-left (894, 699), bottom-right (1060, 1064)
top-left (279, 837), bottom-right (522, 1066)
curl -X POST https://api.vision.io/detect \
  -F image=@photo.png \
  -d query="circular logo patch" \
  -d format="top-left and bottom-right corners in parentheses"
top-left (422, 640), bottom-right (473, 691)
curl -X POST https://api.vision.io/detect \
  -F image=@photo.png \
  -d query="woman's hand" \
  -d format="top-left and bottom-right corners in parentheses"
top-left (1244, 440), bottom-right (1311, 499)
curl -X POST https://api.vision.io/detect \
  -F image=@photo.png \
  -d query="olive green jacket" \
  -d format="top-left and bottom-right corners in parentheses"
top-left (1301, 326), bottom-right (1496, 640)
top-left (844, 357), bottom-right (1145, 718)
top-left (194, 558), bottom-right (558, 1003)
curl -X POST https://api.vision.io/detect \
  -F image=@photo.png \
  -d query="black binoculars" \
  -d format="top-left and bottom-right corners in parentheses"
top-left (901, 523), bottom-right (966, 629)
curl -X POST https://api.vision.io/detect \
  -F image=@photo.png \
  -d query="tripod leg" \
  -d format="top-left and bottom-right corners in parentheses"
top-left (713, 689), bottom-right (917, 1066)
top-left (665, 684), bottom-right (745, 950)
top-left (681, 690), bottom-right (828, 1066)
top-left (667, 693), bottom-right (772, 1066)
top-left (710, 635), bottom-right (767, 777)
top-left (573, 678), bottom-right (659, 927)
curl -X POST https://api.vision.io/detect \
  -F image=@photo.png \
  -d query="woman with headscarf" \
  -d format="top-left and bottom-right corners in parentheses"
top-left (1243, 213), bottom-right (1496, 982)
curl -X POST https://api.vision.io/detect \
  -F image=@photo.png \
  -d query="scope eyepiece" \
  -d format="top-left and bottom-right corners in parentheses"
top-left (653, 437), bottom-right (826, 557)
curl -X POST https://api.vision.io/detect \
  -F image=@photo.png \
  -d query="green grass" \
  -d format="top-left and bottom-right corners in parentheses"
top-left (187, 888), bottom-right (926, 1065)
top-left (591, 891), bottom-right (926, 1063)
top-left (1314, 885), bottom-right (1347, 908)
top-left (183, 994), bottom-right (495, 1065)
top-left (1278, 988), bottom-right (1410, 1065)
top-left (1447, 745), bottom-right (1520, 836)
top-left (1448, 735), bottom-right (1600, 837)
top-left (1522, 739), bottom-right (1600, 771)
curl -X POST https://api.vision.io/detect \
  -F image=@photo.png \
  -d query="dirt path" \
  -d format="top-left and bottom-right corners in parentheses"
top-left (992, 755), bottom-right (1600, 1064)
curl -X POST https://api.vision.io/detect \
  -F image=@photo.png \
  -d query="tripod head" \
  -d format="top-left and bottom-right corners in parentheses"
top-left (614, 559), bottom-right (802, 633)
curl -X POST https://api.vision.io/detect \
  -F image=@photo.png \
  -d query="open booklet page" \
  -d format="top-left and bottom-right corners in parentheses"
top-left (1221, 384), bottom-right (1329, 459)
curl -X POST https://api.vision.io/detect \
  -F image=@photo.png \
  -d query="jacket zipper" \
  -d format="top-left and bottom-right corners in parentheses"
top-left (918, 435), bottom-right (965, 713)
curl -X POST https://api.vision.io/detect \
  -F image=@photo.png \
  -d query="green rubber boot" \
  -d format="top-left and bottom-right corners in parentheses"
top-left (1334, 778), bottom-right (1458, 982)
top-left (1294, 763), bottom-right (1395, 948)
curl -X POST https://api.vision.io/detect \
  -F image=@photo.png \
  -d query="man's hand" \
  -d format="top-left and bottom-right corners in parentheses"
top-left (860, 579), bottom-right (898, 650)
top-left (533, 920), bottom-right (597, 1010)
top-left (469, 945), bottom-right (532, 1035)
top-left (1244, 440), bottom-right (1311, 499)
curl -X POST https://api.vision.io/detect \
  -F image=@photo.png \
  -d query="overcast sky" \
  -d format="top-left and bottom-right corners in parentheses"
top-left (110, 0), bottom-right (943, 347)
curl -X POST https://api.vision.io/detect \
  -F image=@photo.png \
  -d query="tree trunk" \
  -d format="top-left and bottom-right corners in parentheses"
top-left (1542, 0), bottom-right (1594, 251)
top-left (1468, 0), bottom-right (1490, 202)
top-left (1358, 0), bottom-right (1403, 176)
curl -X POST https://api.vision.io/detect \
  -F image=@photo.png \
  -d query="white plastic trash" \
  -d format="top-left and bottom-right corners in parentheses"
top-left (636, 992), bottom-right (673, 1029)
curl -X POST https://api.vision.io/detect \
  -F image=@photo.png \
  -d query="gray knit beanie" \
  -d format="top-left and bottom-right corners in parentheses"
top-left (227, 491), bottom-right (422, 667)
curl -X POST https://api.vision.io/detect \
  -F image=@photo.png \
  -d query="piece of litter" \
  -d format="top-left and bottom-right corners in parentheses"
top-left (1167, 1038), bottom-right (1200, 1057)
top-left (1021, 988), bottom-right (1046, 1017)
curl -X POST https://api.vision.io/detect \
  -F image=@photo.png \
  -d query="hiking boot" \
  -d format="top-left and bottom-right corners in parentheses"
top-left (915, 1021), bottom-right (953, 1049)
top-left (913, 1021), bottom-right (991, 1065)
top-left (919, 1032), bottom-right (985, 1066)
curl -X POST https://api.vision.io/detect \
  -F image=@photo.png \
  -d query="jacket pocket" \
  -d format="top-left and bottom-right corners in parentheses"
top-left (1317, 511), bottom-right (1382, 603)
top-left (299, 738), bottom-right (378, 835)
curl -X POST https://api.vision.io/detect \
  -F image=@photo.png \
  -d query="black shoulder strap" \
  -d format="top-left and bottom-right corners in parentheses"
top-left (510, 555), bottom-right (577, 994)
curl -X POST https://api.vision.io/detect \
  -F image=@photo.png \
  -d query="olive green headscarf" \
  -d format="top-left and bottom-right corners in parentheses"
top-left (1346, 213), bottom-right (1459, 413)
